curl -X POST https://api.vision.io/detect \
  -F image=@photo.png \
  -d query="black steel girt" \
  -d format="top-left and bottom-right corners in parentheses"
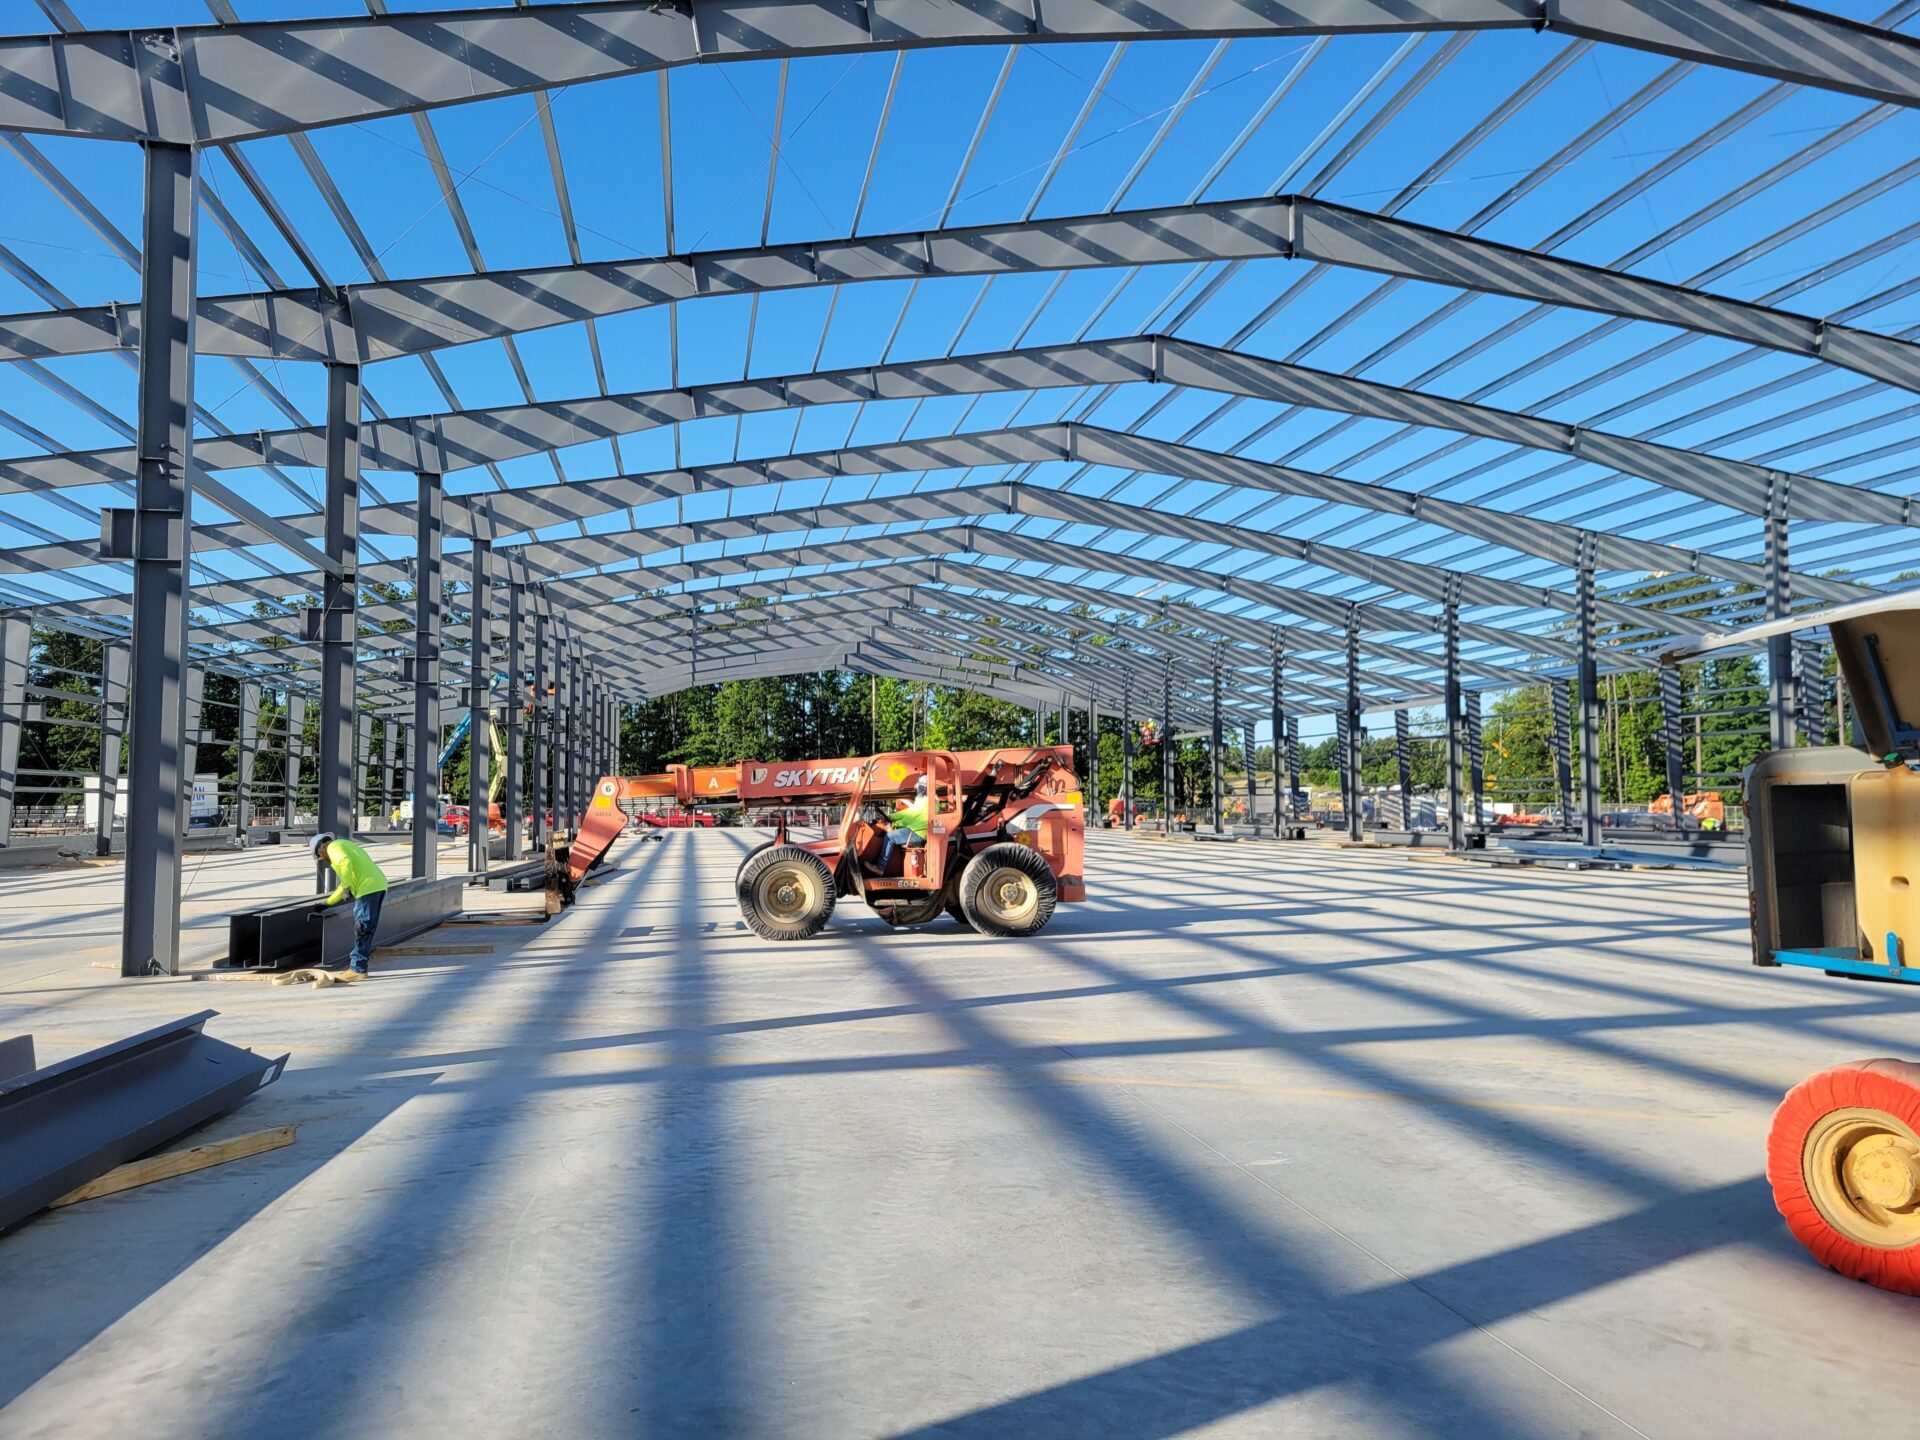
top-left (2, 1), bottom-right (1917, 146)
top-left (2, 195), bottom-right (1915, 398)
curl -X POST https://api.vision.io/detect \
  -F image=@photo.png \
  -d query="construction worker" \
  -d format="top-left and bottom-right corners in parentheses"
top-left (876, 775), bottom-right (930, 874)
top-left (309, 831), bottom-right (389, 977)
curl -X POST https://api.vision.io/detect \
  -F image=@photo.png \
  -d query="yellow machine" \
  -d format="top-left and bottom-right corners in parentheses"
top-left (1667, 595), bottom-right (1920, 1294)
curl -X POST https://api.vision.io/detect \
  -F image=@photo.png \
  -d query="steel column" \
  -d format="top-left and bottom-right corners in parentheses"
top-left (1465, 692), bottom-right (1484, 827)
top-left (0, 619), bottom-right (26, 846)
top-left (529, 608), bottom-right (547, 848)
top-left (1344, 606), bottom-right (1362, 843)
top-left (502, 583), bottom-right (524, 858)
top-left (285, 693), bottom-right (305, 825)
top-left (1120, 683), bottom-right (1133, 829)
top-left (1270, 638), bottom-right (1290, 829)
top-left (1087, 696), bottom-right (1098, 818)
top-left (119, 141), bottom-right (197, 978)
top-left (1576, 554), bottom-right (1602, 848)
top-left (316, 360), bottom-right (361, 895)
top-left (1550, 681), bottom-right (1574, 825)
top-left (1766, 494), bottom-right (1795, 748)
top-left (95, 646), bottom-right (128, 859)
top-left (182, 667), bottom-right (205, 801)
top-left (1394, 709), bottom-right (1413, 828)
top-left (566, 649), bottom-right (581, 826)
top-left (236, 681), bottom-right (259, 832)
top-left (1210, 644), bottom-right (1224, 832)
top-left (1797, 639), bottom-right (1829, 746)
top-left (1160, 656), bottom-right (1173, 837)
top-left (1242, 719), bottom-right (1257, 835)
top-left (380, 718), bottom-right (398, 825)
top-left (1443, 588), bottom-right (1465, 850)
top-left (467, 535), bottom-right (491, 877)
top-left (410, 467), bottom-right (443, 880)
top-left (1659, 664), bottom-right (1686, 825)
top-left (354, 712), bottom-right (372, 824)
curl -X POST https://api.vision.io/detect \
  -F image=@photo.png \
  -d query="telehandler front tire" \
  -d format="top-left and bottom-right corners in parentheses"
top-left (738, 845), bottom-right (835, 941)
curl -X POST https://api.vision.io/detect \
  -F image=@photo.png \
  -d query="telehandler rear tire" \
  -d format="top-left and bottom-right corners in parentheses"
top-left (959, 843), bottom-right (1057, 938)
top-left (1768, 1058), bottom-right (1920, 1294)
top-left (738, 845), bottom-right (835, 941)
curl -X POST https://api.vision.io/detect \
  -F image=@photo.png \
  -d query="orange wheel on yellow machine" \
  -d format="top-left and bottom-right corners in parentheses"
top-left (1768, 1059), bottom-right (1920, 1294)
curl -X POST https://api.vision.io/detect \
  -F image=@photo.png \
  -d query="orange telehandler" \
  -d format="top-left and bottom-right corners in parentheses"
top-left (559, 746), bottom-right (1086, 940)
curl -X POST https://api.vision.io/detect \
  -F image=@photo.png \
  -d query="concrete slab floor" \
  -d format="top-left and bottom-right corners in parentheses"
top-left (2, 828), bottom-right (1918, 1437)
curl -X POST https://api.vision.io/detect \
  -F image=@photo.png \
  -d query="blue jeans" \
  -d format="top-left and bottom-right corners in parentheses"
top-left (350, 891), bottom-right (384, 973)
top-left (878, 827), bottom-right (923, 874)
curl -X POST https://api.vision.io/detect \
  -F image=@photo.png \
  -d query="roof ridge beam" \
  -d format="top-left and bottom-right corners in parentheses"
top-left (5, 1), bottom-right (1919, 145)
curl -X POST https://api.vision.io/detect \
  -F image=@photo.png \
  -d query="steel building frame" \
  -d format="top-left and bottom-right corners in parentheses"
top-left (0, 0), bottom-right (1912, 970)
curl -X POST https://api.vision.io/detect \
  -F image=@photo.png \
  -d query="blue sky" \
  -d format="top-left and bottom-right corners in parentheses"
top-left (3, 1), bottom-right (1920, 732)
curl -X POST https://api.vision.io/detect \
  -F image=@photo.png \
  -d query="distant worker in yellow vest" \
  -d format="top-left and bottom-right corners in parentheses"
top-left (309, 831), bottom-right (389, 977)
top-left (877, 775), bottom-right (930, 873)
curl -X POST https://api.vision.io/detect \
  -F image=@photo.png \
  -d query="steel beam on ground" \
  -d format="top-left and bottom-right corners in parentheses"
top-left (467, 535), bottom-right (490, 879)
top-left (0, 618), bottom-right (25, 845)
top-left (315, 361), bottom-right (360, 895)
top-left (411, 466), bottom-right (442, 880)
top-left (2, 0), bottom-right (1918, 147)
top-left (118, 141), bottom-right (195, 979)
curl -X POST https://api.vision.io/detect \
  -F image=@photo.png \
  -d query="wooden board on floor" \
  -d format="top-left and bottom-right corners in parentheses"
top-left (48, 1126), bottom-right (296, 1208)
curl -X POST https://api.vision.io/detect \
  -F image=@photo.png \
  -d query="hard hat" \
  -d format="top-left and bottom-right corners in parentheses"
top-left (914, 775), bottom-right (929, 794)
top-left (309, 831), bottom-right (335, 857)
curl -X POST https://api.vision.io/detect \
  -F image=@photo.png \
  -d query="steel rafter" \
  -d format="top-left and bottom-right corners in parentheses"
top-left (1, 336), bottom-right (1875, 593)
top-left (5, 195), bottom-right (1917, 400)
